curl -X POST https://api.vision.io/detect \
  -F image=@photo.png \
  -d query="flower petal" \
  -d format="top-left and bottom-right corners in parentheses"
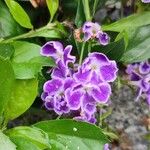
top-left (52, 60), bottom-right (69, 78)
top-left (66, 89), bottom-right (82, 110)
top-left (91, 83), bottom-right (111, 103)
top-left (97, 32), bottom-right (110, 45)
top-left (43, 78), bottom-right (63, 94)
top-left (40, 41), bottom-right (63, 59)
top-left (139, 61), bottom-right (150, 74)
top-left (100, 61), bottom-right (118, 82)
top-left (64, 45), bottom-right (76, 65)
top-left (74, 68), bottom-right (91, 83)
top-left (81, 93), bottom-right (96, 115)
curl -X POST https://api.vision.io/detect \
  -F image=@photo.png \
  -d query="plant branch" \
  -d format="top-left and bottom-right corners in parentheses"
top-left (79, 42), bottom-right (86, 65)
top-left (0, 23), bottom-right (66, 43)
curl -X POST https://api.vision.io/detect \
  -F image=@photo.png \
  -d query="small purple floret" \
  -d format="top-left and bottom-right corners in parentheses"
top-left (82, 22), bottom-right (110, 45)
top-left (126, 61), bottom-right (150, 106)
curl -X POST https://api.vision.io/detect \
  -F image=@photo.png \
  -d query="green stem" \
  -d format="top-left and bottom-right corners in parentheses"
top-left (92, 0), bottom-right (99, 17)
top-left (0, 23), bottom-right (58, 43)
top-left (82, 0), bottom-right (91, 21)
top-left (79, 42), bottom-right (86, 65)
top-left (88, 41), bottom-right (92, 53)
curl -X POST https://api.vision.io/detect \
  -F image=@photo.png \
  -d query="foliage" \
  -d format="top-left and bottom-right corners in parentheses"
top-left (0, 0), bottom-right (150, 149)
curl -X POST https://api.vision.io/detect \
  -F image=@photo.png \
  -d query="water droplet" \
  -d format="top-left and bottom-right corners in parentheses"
top-left (77, 146), bottom-right (80, 150)
top-left (73, 127), bottom-right (77, 132)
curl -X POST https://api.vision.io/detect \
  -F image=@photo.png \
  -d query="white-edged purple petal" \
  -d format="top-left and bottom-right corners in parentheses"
top-left (64, 77), bottom-right (75, 90)
top-left (97, 32), bottom-right (110, 45)
top-left (89, 52), bottom-right (110, 64)
top-left (81, 93), bottom-right (96, 115)
top-left (82, 22), bottom-right (93, 33)
top-left (40, 41), bottom-right (63, 60)
top-left (139, 61), bottom-right (150, 74)
top-left (91, 83), bottom-right (111, 103)
top-left (51, 60), bottom-right (69, 78)
top-left (100, 61), bottom-right (118, 82)
top-left (82, 22), bottom-right (101, 41)
top-left (141, 0), bottom-right (150, 3)
top-left (104, 144), bottom-right (110, 150)
top-left (64, 45), bottom-right (76, 65)
top-left (41, 92), bottom-right (48, 101)
top-left (44, 99), bottom-right (54, 110)
top-left (74, 68), bottom-right (91, 83)
top-left (140, 79), bottom-right (150, 91)
top-left (130, 72), bottom-right (142, 81)
top-left (53, 96), bottom-right (70, 115)
top-left (65, 89), bottom-right (82, 110)
top-left (43, 78), bottom-right (63, 94)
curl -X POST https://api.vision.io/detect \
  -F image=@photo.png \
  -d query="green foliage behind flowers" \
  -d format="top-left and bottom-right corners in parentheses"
top-left (0, 0), bottom-right (149, 149)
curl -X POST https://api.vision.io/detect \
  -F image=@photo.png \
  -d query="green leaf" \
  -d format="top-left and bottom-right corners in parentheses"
top-left (0, 43), bottom-right (14, 59)
top-left (10, 136), bottom-right (41, 150)
top-left (92, 39), bottom-right (125, 62)
top-left (121, 25), bottom-right (150, 63)
top-left (0, 0), bottom-right (24, 38)
top-left (5, 79), bottom-right (38, 120)
top-left (0, 58), bottom-right (15, 122)
top-left (102, 12), bottom-right (150, 32)
top-left (11, 41), bottom-right (55, 79)
top-left (34, 119), bottom-right (108, 150)
top-left (5, 0), bottom-right (33, 29)
top-left (6, 126), bottom-right (51, 149)
top-left (46, 0), bottom-right (59, 22)
top-left (0, 131), bottom-right (16, 150)
top-left (75, 0), bottom-right (86, 27)
top-left (29, 29), bottom-right (62, 39)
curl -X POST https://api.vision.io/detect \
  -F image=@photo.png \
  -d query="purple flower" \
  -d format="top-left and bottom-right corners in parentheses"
top-left (97, 32), bottom-right (110, 46)
top-left (41, 41), bottom-right (118, 123)
top-left (40, 41), bottom-right (75, 66)
top-left (126, 61), bottom-right (150, 106)
top-left (82, 22), bottom-right (110, 45)
top-left (42, 78), bottom-right (75, 115)
top-left (74, 52), bottom-right (118, 83)
top-left (104, 143), bottom-right (110, 150)
top-left (82, 22), bottom-right (100, 41)
top-left (141, 0), bottom-right (150, 3)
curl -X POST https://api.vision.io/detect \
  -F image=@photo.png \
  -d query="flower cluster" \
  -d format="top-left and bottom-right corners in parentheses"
top-left (82, 22), bottom-right (110, 45)
top-left (41, 41), bottom-right (118, 123)
top-left (126, 61), bottom-right (150, 105)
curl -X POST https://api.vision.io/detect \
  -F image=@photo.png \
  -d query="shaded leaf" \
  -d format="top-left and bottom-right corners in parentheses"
top-left (0, 43), bottom-right (14, 59)
top-left (75, 0), bottom-right (85, 27)
top-left (10, 136), bottom-right (41, 150)
top-left (0, 58), bottom-right (15, 121)
top-left (6, 126), bottom-right (51, 149)
top-left (121, 25), bottom-right (150, 63)
top-left (92, 39), bottom-right (125, 61)
top-left (34, 119), bottom-right (108, 150)
top-left (102, 12), bottom-right (150, 32)
top-left (0, 131), bottom-right (16, 150)
top-left (5, 79), bottom-right (38, 120)
top-left (0, 0), bottom-right (24, 38)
